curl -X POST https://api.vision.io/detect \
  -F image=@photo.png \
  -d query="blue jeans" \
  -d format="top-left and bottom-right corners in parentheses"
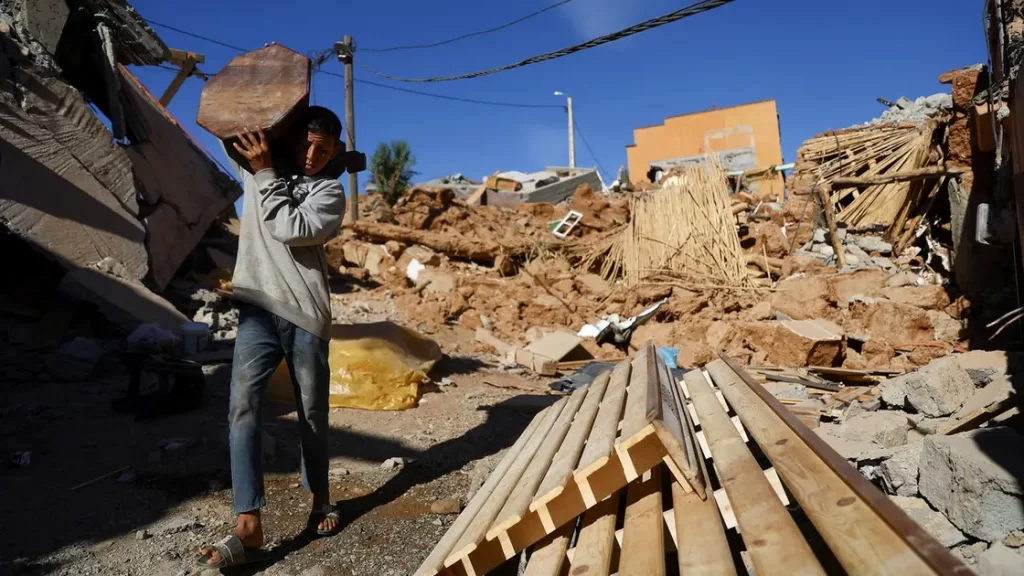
top-left (228, 302), bottom-right (330, 514)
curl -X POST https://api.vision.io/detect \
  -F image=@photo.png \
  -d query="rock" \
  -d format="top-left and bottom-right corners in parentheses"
top-left (364, 244), bottom-right (389, 277)
top-left (856, 235), bottom-right (893, 255)
top-left (951, 376), bottom-right (1014, 422)
top-left (956, 350), bottom-right (1011, 385)
top-left (419, 269), bottom-right (457, 296)
top-left (889, 496), bottom-right (966, 548)
top-left (577, 274), bottom-right (611, 297)
top-left (89, 540), bottom-right (116, 553)
top-left (909, 345), bottom-right (949, 367)
top-left (816, 423), bottom-right (875, 460)
top-left (883, 285), bottom-right (951, 311)
top-left (880, 439), bottom-right (924, 496)
top-left (842, 348), bottom-right (868, 369)
top-left (740, 319), bottom-right (845, 367)
top-left (861, 340), bottom-right (896, 368)
top-left (846, 298), bottom-right (934, 346)
top-left (814, 244), bottom-right (835, 257)
top-left (813, 228), bottom-right (827, 243)
top-left (919, 428), bottom-right (1024, 542)
top-left (880, 356), bottom-right (974, 417)
top-left (405, 245), bottom-right (440, 267)
top-left (551, 278), bottom-right (576, 296)
top-left (382, 457), bottom-right (405, 470)
top-left (928, 310), bottom-right (962, 344)
top-left (329, 466), bottom-right (350, 478)
top-left (828, 270), bottom-right (888, 307)
top-left (770, 275), bottom-right (833, 322)
top-left (50, 337), bottom-right (105, 381)
top-left (762, 381), bottom-right (810, 401)
top-left (886, 271), bottom-right (924, 288)
top-left (676, 341), bottom-right (715, 368)
top-left (135, 530), bottom-right (151, 541)
top-left (837, 411), bottom-right (912, 448)
top-left (1004, 530), bottom-right (1024, 548)
top-left (341, 242), bottom-right (369, 267)
top-left (977, 543), bottom-right (1022, 575)
top-left (952, 541), bottom-right (989, 564)
top-left (705, 321), bottom-right (737, 350)
top-left (747, 301), bottom-right (772, 321)
top-left (430, 499), bottom-right (462, 515)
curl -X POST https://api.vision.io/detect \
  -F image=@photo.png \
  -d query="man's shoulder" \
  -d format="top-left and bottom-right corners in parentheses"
top-left (307, 176), bottom-right (344, 193)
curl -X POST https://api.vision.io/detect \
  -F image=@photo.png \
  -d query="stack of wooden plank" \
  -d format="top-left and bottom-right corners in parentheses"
top-left (415, 344), bottom-right (966, 575)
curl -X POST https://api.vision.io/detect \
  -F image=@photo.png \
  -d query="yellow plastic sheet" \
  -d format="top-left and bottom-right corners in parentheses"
top-left (269, 322), bottom-right (442, 411)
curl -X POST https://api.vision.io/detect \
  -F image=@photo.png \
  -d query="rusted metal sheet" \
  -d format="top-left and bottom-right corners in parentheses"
top-left (196, 43), bottom-right (310, 140)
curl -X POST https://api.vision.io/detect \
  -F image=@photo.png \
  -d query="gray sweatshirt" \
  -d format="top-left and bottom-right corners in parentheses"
top-left (224, 148), bottom-right (346, 341)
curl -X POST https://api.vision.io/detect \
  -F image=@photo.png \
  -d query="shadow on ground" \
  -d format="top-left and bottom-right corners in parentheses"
top-left (0, 358), bottom-right (540, 574)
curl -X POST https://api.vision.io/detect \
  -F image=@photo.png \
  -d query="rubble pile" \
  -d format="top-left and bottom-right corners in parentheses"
top-left (757, 351), bottom-right (1024, 569)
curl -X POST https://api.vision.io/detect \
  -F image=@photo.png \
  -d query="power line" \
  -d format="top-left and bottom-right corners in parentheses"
top-left (573, 118), bottom-right (612, 181)
top-left (151, 60), bottom-right (563, 110)
top-left (361, 0), bottom-right (736, 83)
top-left (146, 19), bottom-right (248, 52)
top-left (359, 0), bottom-right (578, 53)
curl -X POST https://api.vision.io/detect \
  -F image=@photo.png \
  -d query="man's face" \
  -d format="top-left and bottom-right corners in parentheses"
top-left (296, 131), bottom-right (338, 176)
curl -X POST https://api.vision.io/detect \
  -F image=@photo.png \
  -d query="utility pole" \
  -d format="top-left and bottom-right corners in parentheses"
top-left (567, 96), bottom-right (575, 168)
top-left (336, 36), bottom-right (359, 223)
top-left (555, 91), bottom-right (575, 168)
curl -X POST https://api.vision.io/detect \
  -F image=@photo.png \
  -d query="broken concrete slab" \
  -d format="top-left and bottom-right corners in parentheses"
top-left (0, 95), bottom-right (149, 280)
top-left (837, 411), bottom-right (913, 449)
top-left (60, 267), bottom-right (188, 334)
top-left (855, 235), bottom-right (893, 255)
top-left (952, 376), bottom-right (1014, 422)
top-left (880, 356), bottom-right (975, 417)
top-left (919, 427), bottom-right (1024, 542)
top-left (815, 423), bottom-right (876, 461)
top-left (889, 496), bottom-right (967, 548)
top-left (517, 330), bottom-right (591, 375)
top-left (880, 438), bottom-right (924, 497)
top-left (119, 66), bottom-right (240, 289)
top-left (955, 350), bottom-right (1012, 385)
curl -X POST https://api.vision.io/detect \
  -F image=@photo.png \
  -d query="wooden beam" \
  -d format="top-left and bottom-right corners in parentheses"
top-left (159, 56), bottom-right (197, 106)
top-left (168, 48), bottom-right (206, 65)
top-left (817, 183), bottom-right (846, 269)
top-left (831, 166), bottom-right (967, 189)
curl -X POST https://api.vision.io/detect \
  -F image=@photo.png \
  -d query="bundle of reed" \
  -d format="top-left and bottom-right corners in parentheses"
top-left (791, 122), bottom-right (948, 232)
top-left (561, 226), bottom-right (625, 280)
top-left (621, 157), bottom-right (751, 288)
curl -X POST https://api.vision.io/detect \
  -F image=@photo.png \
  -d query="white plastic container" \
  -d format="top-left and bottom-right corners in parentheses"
top-left (182, 322), bottom-right (210, 355)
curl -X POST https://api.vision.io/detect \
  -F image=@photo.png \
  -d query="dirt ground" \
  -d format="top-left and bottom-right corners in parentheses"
top-left (0, 292), bottom-right (557, 576)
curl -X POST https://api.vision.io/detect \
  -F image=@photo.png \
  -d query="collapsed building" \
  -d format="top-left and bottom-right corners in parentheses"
top-left (0, 0), bottom-right (240, 346)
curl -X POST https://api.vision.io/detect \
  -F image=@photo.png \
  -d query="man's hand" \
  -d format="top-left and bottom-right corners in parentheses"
top-left (233, 127), bottom-right (272, 173)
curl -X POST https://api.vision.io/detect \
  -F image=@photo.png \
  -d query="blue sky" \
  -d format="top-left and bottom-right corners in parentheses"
top-left (130, 0), bottom-right (986, 208)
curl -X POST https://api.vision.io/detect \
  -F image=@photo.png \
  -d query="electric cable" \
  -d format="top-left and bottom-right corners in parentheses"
top-left (359, 0), bottom-right (578, 53)
top-left (360, 0), bottom-right (736, 83)
top-left (146, 19), bottom-right (249, 52)
top-left (573, 117), bottom-right (612, 180)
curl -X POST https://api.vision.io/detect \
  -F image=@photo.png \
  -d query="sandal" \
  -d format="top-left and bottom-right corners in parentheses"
top-left (308, 504), bottom-right (341, 537)
top-left (195, 534), bottom-right (267, 569)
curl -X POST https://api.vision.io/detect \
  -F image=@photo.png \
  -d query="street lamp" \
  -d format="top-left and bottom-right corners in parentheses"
top-left (554, 91), bottom-right (575, 169)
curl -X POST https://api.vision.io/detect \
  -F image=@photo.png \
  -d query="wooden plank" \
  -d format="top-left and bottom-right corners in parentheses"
top-left (444, 399), bottom-right (568, 570)
top-left (616, 345), bottom-right (663, 482)
top-left (645, 342), bottom-right (704, 495)
top-left (831, 166), bottom-right (966, 188)
top-left (673, 480), bottom-right (736, 576)
top-left (488, 389), bottom-right (589, 551)
top-left (575, 360), bottom-right (631, 507)
top-left (530, 370), bottom-right (612, 529)
top-left (569, 492), bottom-right (621, 576)
top-left (619, 467), bottom-right (665, 576)
top-left (687, 365), bottom-right (825, 575)
top-left (523, 522), bottom-right (573, 576)
top-left (712, 357), bottom-right (967, 576)
top-left (414, 405), bottom-right (551, 576)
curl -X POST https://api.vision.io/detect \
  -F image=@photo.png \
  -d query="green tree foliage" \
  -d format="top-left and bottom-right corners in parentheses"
top-left (371, 141), bottom-right (417, 205)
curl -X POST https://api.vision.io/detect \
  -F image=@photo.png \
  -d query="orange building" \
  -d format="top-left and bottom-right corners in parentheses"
top-left (626, 99), bottom-right (785, 199)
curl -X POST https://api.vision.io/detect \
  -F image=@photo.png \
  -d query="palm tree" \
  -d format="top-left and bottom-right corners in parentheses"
top-left (370, 141), bottom-right (417, 205)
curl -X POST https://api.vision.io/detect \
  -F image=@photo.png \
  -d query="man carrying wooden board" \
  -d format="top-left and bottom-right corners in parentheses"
top-left (197, 106), bottom-right (347, 569)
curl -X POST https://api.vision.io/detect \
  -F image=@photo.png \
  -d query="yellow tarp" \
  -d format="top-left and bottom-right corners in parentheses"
top-left (269, 322), bottom-right (442, 411)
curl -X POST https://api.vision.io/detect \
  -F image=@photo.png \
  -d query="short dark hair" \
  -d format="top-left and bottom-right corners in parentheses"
top-left (304, 106), bottom-right (342, 140)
